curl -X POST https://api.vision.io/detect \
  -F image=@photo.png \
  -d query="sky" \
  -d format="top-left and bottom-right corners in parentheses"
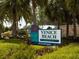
top-left (3, 17), bottom-right (26, 29)
top-left (3, 16), bottom-right (56, 29)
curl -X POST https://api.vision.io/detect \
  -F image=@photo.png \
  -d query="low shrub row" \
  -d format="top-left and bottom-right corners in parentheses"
top-left (37, 43), bottom-right (79, 59)
top-left (0, 42), bottom-right (36, 59)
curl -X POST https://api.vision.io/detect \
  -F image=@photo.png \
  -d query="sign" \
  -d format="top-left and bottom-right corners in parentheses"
top-left (39, 30), bottom-right (61, 44)
top-left (31, 24), bottom-right (39, 32)
top-left (30, 24), bottom-right (39, 44)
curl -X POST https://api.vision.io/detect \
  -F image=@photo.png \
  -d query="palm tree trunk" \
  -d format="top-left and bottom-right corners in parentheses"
top-left (66, 21), bottom-right (69, 39)
top-left (73, 18), bottom-right (76, 39)
top-left (12, 0), bottom-right (18, 38)
top-left (0, 24), bottom-right (2, 34)
top-left (32, 0), bottom-right (36, 24)
top-left (73, 0), bottom-right (77, 39)
top-left (12, 17), bottom-right (18, 37)
top-left (58, 19), bottom-right (60, 29)
top-left (0, 17), bottom-right (4, 37)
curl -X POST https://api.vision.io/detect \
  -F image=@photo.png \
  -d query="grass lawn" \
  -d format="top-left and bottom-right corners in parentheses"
top-left (0, 39), bottom-right (36, 59)
top-left (37, 43), bottom-right (79, 59)
top-left (0, 39), bottom-right (46, 59)
top-left (0, 39), bottom-right (23, 44)
top-left (1, 39), bottom-right (79, 59)
top-left (31, 45), bottom-right (45, 50)
top-left (0, 39), bottom-right (45, 49)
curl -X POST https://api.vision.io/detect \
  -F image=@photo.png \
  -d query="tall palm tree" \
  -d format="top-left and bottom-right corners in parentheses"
top-left (67, 0), bottom-right (78, 38)
top-left (45, 0), bottom-right (65, 29)
top-left (31, 0), bottom-right (48, 24)
top-left (45, 0), bottom-right (74, 38)
top-left (0, 16), bottom-right (4, 36)
top-left (0, 0), bottom-right (49, 38)
top-left (0, 0), bottom-right (31, 37)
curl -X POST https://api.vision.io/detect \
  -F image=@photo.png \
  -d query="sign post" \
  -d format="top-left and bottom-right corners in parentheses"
top-left (30, 25), bottom-right (61, 45)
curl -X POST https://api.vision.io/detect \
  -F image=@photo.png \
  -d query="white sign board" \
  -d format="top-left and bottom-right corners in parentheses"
top-left (39, 30), bottom-right (61, 44)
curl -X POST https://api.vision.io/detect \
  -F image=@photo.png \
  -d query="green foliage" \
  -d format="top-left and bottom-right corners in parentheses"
top-left (17, 30), bottom-right (29, 40)
top-left (0, 0), bottom-right (31, 20)
top-left (37, 43), bottom-right (79, 59)
top-left (36, 0), bottom-right (48, 8)
top-left (0, 39), bottom-right (23, 44)
top-left (0, 39), bottom-right (36, 59)
top-left (31, 45), bottom-right (45, 50)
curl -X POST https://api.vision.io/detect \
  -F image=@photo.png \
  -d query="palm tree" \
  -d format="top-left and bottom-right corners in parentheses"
top-left (67, 0), bottom-right (78, 38)
top-left (45, 0), bottom-right (74, 39)
top-left (64, 10), bottom-right (73, 38)
top-left (0, 16), bottom-right (4, 36)
top-left (45, 0), bottom-right (65, 29)
top-left (0, 0), bottom-right (49, 38)
top-left (31, 0), bottom-right (48, 24)
top-left (0, 0), bottom-right (31, 37)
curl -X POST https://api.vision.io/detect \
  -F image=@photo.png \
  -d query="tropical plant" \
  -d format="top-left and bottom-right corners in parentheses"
top-left (45, 0), bottom-right (65, 29)
top-left (0, 0), bottom-right (31, 37)
top-left (66, 0), bottom-right (79, 38)
top-left (45, 0), bottom-right (74, 38)
top-left (0, 17), bottom-right (4, 35)
top-left (31, 0), bottom-right (48, 24)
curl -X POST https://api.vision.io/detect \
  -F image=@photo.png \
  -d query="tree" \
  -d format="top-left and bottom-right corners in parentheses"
top-left (45, 0), bottom-right (65, 29)
top-left (45, 0), bottom-right (74, 39)
top-left (0, 16), bottom-right (4, 35)
top-left (0, 0), bottom-right (31, 37)
top-left (66, 0), bottom-right (78, 38)
top-left (31, 0), bottom-right (48, 25)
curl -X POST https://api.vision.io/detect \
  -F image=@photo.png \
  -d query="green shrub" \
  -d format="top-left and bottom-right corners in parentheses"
top-left (0, 43), bottom-right (36, 59)
top-left (17, 30), bottom-right (29, 40)
top-left (9, 44), bottom-right (35, 59)
top-left (37, 43), bottom-right (79, 59)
